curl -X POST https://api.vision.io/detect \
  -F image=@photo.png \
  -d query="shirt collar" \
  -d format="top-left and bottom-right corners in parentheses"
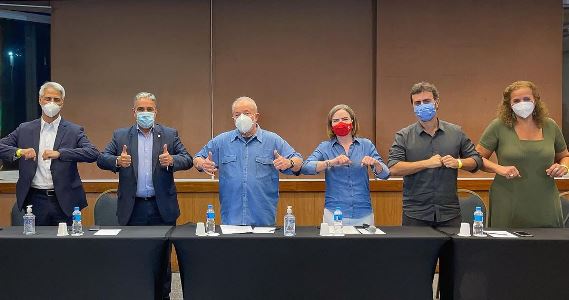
top-left (40, 115), bottom-right (61, 131)
top-left (136, 124), bottom-right (154, 134)
top-left (231, 125), bottom-right (263, 143)
top-left (331, 136), bottom-right (360, 146)
top-left (414, 118), bottom-right (445, 135)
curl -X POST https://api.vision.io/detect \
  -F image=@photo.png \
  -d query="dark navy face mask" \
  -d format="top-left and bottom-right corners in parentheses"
top-left (414, 102), bottom-right (436, 122)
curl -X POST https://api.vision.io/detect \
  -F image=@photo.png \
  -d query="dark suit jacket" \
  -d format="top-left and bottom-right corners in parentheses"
top-left (97, 124), bottom-right (193, 225)
top-left (0, 118), bottom-right (99, 214)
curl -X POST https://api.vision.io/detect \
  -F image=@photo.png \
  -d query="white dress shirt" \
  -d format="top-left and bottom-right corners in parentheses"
top-left (31, 115), bottom-right (61, 189)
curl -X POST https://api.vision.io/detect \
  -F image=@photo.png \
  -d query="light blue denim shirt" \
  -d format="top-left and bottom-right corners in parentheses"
top-left (195, 126), bottom-right (302, 226)
top-left (136, 126), bottom-right (155, 198)
top-left (301, 137), bottom-right (389, 219)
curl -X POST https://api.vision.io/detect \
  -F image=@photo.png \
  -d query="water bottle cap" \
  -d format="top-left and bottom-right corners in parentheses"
top-left (208, 204), bottom-right (213, 208)
top-left (26, 205), bottom-right (32, 213)
top-left (287, 206), bottom-right (292, 214)
top-left (336, 207), bottom-right (341, 210)
top-left (475, 206), bottom-right (481, 211)
top-left (74, 207), bottom-right (80, 210)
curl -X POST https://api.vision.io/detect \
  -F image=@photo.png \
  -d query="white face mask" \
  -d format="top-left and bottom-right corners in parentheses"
top-left (41, 102), bottom-right (61, 118)
top-left (235, 114), bottom-right (254, 133)
top-left (512, 101), bottom-right (535, 119)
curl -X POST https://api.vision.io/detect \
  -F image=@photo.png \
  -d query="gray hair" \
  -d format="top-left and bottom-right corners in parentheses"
top-left (231, 96), bottom-right (257, 113)
top-left (39, 82), bottom-right (65, 99)
top-left (134, 92), bottom-right (157, 106)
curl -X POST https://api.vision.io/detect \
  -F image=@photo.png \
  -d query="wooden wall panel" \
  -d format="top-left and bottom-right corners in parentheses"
top-left (376, 0), bottom-right (562, 178)
top-left (51, 0), bottom-right (212, 179)
top-left (212, 0), bottom-right (375, 176)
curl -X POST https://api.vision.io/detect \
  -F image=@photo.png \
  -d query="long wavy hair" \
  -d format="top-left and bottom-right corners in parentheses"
top-left (499, 80), bottom-right (548, 128)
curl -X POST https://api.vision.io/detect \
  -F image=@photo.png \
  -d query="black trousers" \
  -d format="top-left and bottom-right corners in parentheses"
top-left (128, 197), bottom-right (175, 299)
top-left (402, 213), bottom-right (462, 228)
top-left (25, 189), bottom-right (71, 226)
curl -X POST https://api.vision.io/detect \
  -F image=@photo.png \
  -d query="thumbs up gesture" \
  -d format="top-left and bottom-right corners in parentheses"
top-left (117, 145), bottom-right (132, 168)
top-left (273, 150), bottom-right (292, 171)
top-left (159, 144), bottom-right (173, 167)
top-left (201, 151), bottom-right (217, 176)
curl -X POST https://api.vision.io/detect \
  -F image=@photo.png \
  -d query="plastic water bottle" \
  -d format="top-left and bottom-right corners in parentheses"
top-left (71, 207), bottom-right (83, 236)
top-left (23, 205), bottom-right (36, 235)
top-left (206, 204), bottom-right (215, 234)
top-left (284, 205), bottom-right (296, 237)
top-left (473, 206), bottom-right (484, 237)
top-left (333, 207), bottom-right (343, 236)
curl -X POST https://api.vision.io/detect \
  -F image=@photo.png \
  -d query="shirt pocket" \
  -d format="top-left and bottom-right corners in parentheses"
top-left (220, 154), bottom-right (237, 177)
top-left (255, 156), bottom-right (276, 180)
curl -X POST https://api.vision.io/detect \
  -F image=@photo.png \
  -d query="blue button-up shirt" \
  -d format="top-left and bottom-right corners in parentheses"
top-left (301, 137), bottom-right (389, 219)
top-left (136, 126), bottom-right (155, 198)
top-left (196, 127), bottom-right (302, 226)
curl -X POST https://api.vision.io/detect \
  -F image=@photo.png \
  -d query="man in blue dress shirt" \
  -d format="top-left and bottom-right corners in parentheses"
top-left (194, 96), bottom-right (303, 226)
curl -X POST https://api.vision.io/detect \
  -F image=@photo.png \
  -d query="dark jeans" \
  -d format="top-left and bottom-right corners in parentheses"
top-left (128, 197), bottom-right (175, 299)
top-left (402, 213), bottom-right (462, 228)
top-left (25, 189), bottom-right (72, 226)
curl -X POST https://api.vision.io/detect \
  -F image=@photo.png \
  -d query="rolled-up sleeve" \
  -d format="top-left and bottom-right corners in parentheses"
top-left (460, 130), bottom-right (482, 172)
top-left (301, 143), bottom-right (326, 175)
top-left (388, 131), bottom-right (407, 168)
top-left (369, 143), bottom-right (390, 179)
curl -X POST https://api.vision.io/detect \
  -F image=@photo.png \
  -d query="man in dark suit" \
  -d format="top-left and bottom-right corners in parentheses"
top-left (0, 81), bottom-right (99, 225)
top-left (97, 92), bottom-right (193, 226)
top-left (97, 92), bottom-right (192, 299)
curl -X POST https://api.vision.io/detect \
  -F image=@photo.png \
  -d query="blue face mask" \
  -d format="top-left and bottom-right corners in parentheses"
top-left (414, 102), bottom-right (436, 122)
top-left (136, 112), bottom-right (155, 129)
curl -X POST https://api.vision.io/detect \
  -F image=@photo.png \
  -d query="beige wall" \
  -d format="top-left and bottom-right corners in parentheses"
top-left (50, 0), bottom-right (563, 179)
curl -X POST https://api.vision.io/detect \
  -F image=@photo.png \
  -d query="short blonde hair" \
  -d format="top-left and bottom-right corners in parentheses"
top-left (499, 80), bottom-right (548, 128)
top-left (326, 104), bottom-right (359, 139)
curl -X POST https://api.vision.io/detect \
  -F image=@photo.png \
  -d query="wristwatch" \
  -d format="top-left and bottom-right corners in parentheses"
top-left (289, 159), bottom-right (295, 169)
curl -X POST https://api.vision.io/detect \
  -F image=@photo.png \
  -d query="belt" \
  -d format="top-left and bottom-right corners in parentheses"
top-left (31, 188), bottom-right (56, 197)
top-left (135, 196), bottom-right (156, 201)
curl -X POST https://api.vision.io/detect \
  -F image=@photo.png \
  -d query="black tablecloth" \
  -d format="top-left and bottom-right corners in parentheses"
top-left (172, 225), bottom-right (449, 300)
top-left (0, 226), bottom-right (172, 300)
top-left (439, 227), bottom-right (569, 300)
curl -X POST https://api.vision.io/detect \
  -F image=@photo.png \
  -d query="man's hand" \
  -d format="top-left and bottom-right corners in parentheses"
top-left (159, 144), bottom-right (173, 167)
top-left (425, 154), bottom-right (442, 168)
top-left (19, 148), bottom-right (36, 161)
top-left (117, 145), bottom-right (132, 168)
top-left (200, 151), bottom-right (217, 176)
top-left (273, 150), bottom-right (292, 171)
top-left (42, 150), bottom-right (60, 160)
top-left (441, 155), bottom-right (459, 169)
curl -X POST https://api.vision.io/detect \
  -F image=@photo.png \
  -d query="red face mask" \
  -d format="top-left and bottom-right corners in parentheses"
top-left (332, 122), bottom-right (353, 137)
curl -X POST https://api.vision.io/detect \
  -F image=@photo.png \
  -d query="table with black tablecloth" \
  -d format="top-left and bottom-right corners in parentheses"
top-left (439, 227), bottom-right (569, 300)
top-left (0, 226), bottom-right (172, 300)
top-left (172, 225), bottom-right (449, 300)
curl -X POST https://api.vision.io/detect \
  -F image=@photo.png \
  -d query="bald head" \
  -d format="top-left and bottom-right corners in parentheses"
top-left (231, 96), bottom-right (258, 115)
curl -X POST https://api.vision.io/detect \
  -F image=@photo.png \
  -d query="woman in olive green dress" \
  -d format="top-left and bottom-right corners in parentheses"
top-left (476, 81), bottom-right (569, 228)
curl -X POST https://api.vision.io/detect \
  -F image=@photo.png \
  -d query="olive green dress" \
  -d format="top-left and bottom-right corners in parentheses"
top-left (480, 118), bottom-right (567, 228)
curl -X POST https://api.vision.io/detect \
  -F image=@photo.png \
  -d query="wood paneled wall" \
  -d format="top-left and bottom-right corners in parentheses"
top-left (49, 0), bottom-right (563, 180)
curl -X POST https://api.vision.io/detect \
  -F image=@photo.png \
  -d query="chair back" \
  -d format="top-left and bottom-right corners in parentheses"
top-left (458, 189), bottom-right (487, 226)
top-left (11, 202), bottom-right (24, 226)
top-left (559, 192), bottom-right (569, 228)
top-left (94, 189), bottom-right (120, 226)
